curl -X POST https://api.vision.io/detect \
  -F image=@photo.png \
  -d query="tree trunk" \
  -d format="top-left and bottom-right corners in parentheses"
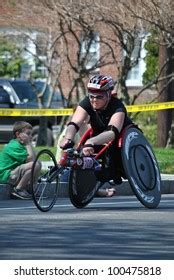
top-left (36, 117), bottom-right (48, 146)
top-left (157, 37), bottom-right (174, 147)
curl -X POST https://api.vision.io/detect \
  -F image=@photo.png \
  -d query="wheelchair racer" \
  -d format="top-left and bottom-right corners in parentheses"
top-left (60, 74), bottom-right (135, 186)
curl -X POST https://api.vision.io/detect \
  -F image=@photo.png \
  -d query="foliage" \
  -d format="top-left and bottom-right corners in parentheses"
top-left (0, 37), bottom-right (26, 77)
top-left (143, 124), bottom-right (157, 147)
top-left (142, 30), bottom-right (159, 85)
top-left (131, 111), bottom-right (157, 146)
top-left (30, 70), bottom-right (46, 79)
top-left (154, 148), bottom-right (174, 174)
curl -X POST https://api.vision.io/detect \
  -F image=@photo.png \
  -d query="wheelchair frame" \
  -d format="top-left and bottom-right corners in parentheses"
top-left (31, 125), bottom-right (161, 212)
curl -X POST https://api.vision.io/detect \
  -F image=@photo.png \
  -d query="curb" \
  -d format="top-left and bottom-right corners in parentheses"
top-left (108, 177), bottom-right (174, 196)
top-left (0, 174), bottom-right (174, 200)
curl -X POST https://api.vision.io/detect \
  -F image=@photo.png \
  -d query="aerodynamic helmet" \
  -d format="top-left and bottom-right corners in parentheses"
top-left (87, 74), bottom-right (114, 93)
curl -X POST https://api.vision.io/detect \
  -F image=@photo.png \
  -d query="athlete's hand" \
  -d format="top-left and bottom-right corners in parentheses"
top-left (59, 137), bottom-right (74, 150)
top-left (82, 143), bottom-right (94, 156)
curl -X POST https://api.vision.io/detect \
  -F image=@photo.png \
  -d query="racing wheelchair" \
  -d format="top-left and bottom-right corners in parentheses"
top-left (31, 125), bottom-right (161, 212)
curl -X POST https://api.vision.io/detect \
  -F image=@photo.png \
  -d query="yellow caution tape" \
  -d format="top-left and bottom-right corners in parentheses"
top-left (126, 101), bottom-right (174, 112)
top-left (0, 102), bottom-right (173, 116)
top-left (0, 108), bottom-right (73, 116)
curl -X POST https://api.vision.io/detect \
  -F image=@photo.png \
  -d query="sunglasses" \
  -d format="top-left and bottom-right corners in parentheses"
top-left (88, 93), bottom-right (106, 100)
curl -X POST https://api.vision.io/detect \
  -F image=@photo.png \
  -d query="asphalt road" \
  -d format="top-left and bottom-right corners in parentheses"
top-left (0, 194), bottom-right (174, 260)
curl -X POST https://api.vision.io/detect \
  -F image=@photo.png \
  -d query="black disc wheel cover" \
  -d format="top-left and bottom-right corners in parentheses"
top-left (121, 127), bottom-right (161, 208)
top-left (69, 169), bottom-right (102, 208)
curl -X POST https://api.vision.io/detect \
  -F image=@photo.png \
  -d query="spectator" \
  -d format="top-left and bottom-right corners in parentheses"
top-left (0, 121), bottom-right (40, 199)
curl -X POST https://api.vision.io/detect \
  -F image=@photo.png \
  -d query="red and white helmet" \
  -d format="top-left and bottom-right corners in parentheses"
top-left (87, 75), bottom-right (114, 93)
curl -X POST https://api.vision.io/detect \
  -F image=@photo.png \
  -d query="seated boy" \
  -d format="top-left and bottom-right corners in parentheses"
top-left (0, 121), bottom-right (40, 199)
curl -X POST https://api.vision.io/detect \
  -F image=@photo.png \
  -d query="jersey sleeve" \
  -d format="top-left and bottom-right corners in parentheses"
top-left (79, 97), bottom-right (92, 114)
top-left (113, 98), bottom-right (127, 114)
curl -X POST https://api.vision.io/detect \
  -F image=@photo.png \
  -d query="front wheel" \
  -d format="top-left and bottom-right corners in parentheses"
top-left (69, 169), bottom-right (103, 208)
top-left (121, 127), bottom-right (161, 208)
top-left (31, 149), bottom-right (59, 212)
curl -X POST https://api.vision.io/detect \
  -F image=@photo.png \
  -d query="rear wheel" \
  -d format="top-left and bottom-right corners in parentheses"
top-left (121, 127), bottom-right (161, 208)
top-left (69, 169), bottom-right (103, 208)
top-left (31, 149), bottom-right (59, 212)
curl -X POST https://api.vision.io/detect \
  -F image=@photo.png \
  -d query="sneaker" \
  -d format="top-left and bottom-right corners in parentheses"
top-left (11, 188), bottom-right (32, 200)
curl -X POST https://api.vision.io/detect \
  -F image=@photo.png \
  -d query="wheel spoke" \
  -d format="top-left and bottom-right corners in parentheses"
top-left (31, 149), bottom-right (59, 212)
